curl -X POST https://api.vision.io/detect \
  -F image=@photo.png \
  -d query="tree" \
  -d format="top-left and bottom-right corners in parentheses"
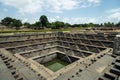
top-left (64, 23), bottom-right (71, 28)
top-left (100, 23), bottom-right (103, 27)
top-left (24, 22), bottom-right (31, 28)
top-left (13, 19), bottom-right (22, 30)
top-left (1, 17), bottom-right (22, 29)
top-left (53, 21), bottom-right (64, 29)
top-left (116, 22), bottom-right (120, 27)
top-left (34, 21), bottom-right (41, 29)
top-left (94, 24), bottom-right (100, 27)
top-left (104, 22), bottom-right (115, 27)
top-left (39, 15), bottom-right (49, 28)
top-left (29, 21), bottom-right (42, 30)
top-left (71, 24), bottom-right (80, 27)
top-left (88, 23), bottom-right (94, 27)
top-left (48, 23), bottom-right (56, 29)
top-left (1, 17), bottom-right (14, 28)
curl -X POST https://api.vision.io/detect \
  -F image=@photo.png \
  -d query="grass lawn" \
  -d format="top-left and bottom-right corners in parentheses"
top-left (43, 59), bottom-right (69, 72)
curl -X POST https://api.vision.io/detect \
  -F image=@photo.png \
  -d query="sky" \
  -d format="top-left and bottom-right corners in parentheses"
top-left (0, 0), bottom-right (120, 24)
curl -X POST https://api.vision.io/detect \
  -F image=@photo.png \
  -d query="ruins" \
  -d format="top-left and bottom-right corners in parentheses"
top-left (0, 31), bottom-right (120, 80)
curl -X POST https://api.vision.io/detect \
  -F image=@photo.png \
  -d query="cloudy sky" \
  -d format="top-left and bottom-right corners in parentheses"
top-left (0, 0), bottom-right (120, 24)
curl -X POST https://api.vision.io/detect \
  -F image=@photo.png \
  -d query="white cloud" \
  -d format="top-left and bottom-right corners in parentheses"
top-left (78, 0), bottom-right (101, 8)
top-left (49, 14), bottom-right (120, 24)
top-left (108, 12), bottom-right (120, 20)
top-left (87, 0), bottom-right (101, 3)
top-left (0, 0), bottom-right (102, 14)
top-left (107, 8), bottom-right (120, 21)
top-left (107, 8), bottom-right (120, 13)
top-left (49, 16), bottom-right (111, 24)
top-left (46, 0), bottom-right (80, 13)
top-left (0, 0), bottom-right (43, 14)
top-left (60, 8), bottom-right (120, 24)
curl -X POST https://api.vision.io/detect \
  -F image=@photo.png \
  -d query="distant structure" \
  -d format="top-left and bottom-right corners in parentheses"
top-left (113, 34), bottom-right (120, 55)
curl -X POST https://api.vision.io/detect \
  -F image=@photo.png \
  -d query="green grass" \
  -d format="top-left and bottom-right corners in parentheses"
top-left (0, 28), bottom-right (85, 33)
top-left (43, 59), bottom-right (69, 72)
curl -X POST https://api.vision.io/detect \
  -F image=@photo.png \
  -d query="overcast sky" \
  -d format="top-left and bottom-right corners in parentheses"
top-left (0, 0), bottom-right (120, 24)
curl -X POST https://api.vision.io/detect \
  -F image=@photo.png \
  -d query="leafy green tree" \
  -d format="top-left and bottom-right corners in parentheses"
top-left (39, 15), bottom-right (49, 28)
top-left (64, 23), bottom-right (71, 28)
top-left (111, 22), bottom-right (115, 27)
top-left (13, 19), bottom-right (22, 30)
top-left (71, 24), bottom-right (80, 27)
top-left (88, 23), bottom-right (94, 27)
top-left (34, 21), bottom-right (41, 29)
top-left (1, 17), bottom-right (22, 29)
top-left (30, 21), bottom-right (42, 30)
top-left (100, 23), bottom-right (103, 27)
top-left (104, 22), bottom-right (114, 27)
top-left (48, 23), bottom-right (56, 29)
top-left (116, 22), bottom-right (120, 27)
top-left (47, 23), bottom-right (53, 28)
top-left (24, 22), bottom-right (31, 28)
top-left (54, 21), bottom-right (64, 29)
top-left (1, 17), bottom-right (14, 28)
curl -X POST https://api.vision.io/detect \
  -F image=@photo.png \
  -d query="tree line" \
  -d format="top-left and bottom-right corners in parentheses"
top-left (0, 17), bottom-right (22, 30)
top-left (0, 15), bottom-right (120, 30)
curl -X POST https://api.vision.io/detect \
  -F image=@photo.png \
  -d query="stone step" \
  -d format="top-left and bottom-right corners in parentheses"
top-left (7, 65), bottom-right (13, 69)
top-left (2, 57), bottom-right (8, 60)
top-left (116, 59), bottom-right (120, 63)
top-left (114, 62), bottom-right (120, 70)
top-left (11, 70), bottom-right (16, 75)
top-left (13, 74), bottom-right (19, 79)
top-left (3, 58), bottom-right (12, 62)
top-left (98, 76), bottom-right (111, 80)
top-left (17, 77), bottom-right (23, 80)
top-left (5, 62), bottom-right (10, 66)
top-left (110, 67), bottom-right (120, 75)
top-left (104, 71), bottom-right (116, 80)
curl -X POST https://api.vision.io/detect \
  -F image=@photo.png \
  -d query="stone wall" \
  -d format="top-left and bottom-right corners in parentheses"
top-left (34, 53), bottom-right (57, 63)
